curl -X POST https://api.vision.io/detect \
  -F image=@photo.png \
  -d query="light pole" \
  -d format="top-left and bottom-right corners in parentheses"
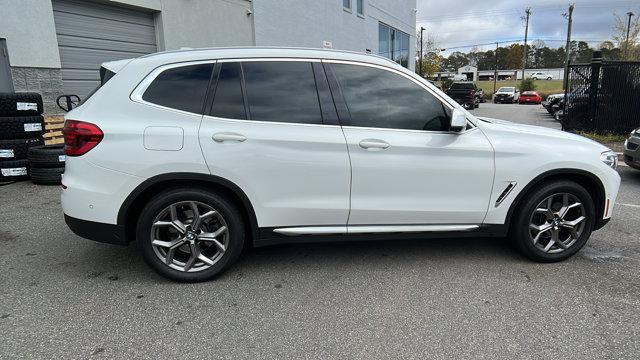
top-left (521, 7), bottom-right (531, 81)
top-left (625, 11), bottom-right (635, 59)
top-left (562, 3), bottom-right (574, 91)
top-left (419, 26), bottom-right (425, 77)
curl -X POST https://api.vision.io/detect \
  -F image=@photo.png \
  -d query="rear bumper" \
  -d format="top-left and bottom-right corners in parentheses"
top-left (65, 214), bottom-right (128, 245)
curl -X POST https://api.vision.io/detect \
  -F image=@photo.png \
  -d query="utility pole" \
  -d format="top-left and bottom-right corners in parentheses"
top-left (521, 7), bottom-right (531, 81)
top-left (562, 3), bottom-right (574, 91)
top-left (493, 42), bottom-right (498, 94)
top-left (419, 26), bottom-right (425, 77)
top-left (625, 11), bottom-right (635, 59)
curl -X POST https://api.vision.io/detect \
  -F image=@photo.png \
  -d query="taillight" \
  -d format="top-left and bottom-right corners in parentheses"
top-left (63, 120), bottom-right (104, 156)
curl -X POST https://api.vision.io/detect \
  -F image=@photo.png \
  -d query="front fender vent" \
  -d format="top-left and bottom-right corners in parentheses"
top-left (495, 182), bottom-right (517, 207)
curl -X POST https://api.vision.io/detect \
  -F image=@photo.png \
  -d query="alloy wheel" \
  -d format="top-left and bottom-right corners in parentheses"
top-left (528, 193), bottom-right (586, 254)
top-left (150, 201), bottom-right (229, 272)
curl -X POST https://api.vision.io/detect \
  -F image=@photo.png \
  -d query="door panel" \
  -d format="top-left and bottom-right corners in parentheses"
top-left (199, 60), bottom-right (350, 228)
top-left (199, 118), bottom-right (351, 228)
top-left (325, 61), bottom-right (494, 226)
top-left (342, 127), bottom-right (494, 225)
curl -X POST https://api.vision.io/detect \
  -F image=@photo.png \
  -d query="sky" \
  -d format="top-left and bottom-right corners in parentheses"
top-left (416, 0), bottom-right (639, 56)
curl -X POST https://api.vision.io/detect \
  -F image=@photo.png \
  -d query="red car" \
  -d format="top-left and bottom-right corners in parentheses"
top-left (519, 91), bottom-right (542, 104)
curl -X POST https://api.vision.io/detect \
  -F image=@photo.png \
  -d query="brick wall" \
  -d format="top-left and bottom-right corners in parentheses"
top-left (11, 67), bottom-right (64, 115)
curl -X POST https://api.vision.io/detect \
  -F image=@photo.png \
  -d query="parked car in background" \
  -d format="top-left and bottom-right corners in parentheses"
top-left (452, 74), bottom-right (467, 81)
top-left (624, 127), bottom-right (640, 170)
top-left (61, 47), bottom-right (620, 282)
top-left (519, 91), bottom-right (542, 104)
top-left (542, 93), bottom-right (564, 115)
top-left (530, 72), bottom-right (554, 80)
top-left (493, 87), bottom-right (520, 103)
top-left (446, 82), bottom-right (480, 109)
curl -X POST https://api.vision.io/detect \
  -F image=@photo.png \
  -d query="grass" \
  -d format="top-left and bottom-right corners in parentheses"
top-left (575, 132), bottom-right (627, 144)
top-left (436, 80), bottom-right (565, 100)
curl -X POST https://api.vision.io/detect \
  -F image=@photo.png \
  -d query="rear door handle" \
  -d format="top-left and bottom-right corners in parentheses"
top-left (358, 139), bottom-right (390, 150)
top-left (212, 132), bottom-right (247, 143)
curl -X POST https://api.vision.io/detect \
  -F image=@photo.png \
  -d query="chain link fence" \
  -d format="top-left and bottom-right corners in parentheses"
top-left (564, 55), bottom-right (640, 134)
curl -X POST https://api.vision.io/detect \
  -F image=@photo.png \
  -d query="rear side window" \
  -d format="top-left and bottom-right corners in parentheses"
top-left (143, 63), bottom-right (214, 114)
top-left (242, 61), bottom-right (322, 124)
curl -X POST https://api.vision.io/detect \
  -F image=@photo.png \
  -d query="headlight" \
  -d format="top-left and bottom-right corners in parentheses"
top-left (600, 150), bottom-right (618, 170)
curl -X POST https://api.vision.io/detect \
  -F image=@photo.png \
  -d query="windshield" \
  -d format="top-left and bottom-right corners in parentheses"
top-left (497, 87), bottom-right (514, 92)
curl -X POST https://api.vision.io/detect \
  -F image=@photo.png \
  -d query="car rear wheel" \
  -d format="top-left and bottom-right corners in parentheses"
top-left (510, 180), bottom-right (595, 262)
top-left (137, 188), bottom-right (245, 282)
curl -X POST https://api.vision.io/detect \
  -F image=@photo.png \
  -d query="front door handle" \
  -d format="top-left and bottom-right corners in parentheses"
top-left (212, 132), bottom-right (247, 143)
top-left (359, 139), bottom-right (390, 150)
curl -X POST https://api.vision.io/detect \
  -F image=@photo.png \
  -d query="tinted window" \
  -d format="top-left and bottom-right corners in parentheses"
top-left (143, 63), bottom-right (213, 114)
top-left (242, 61), bottom-right (322, 124)
top-left (332, 64), bottom-right (449, 131)
top-left (210, 62), bottom-right (246, 119)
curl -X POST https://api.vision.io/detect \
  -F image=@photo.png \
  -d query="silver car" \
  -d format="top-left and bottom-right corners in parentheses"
top-left (624, 127), bottom-right (640, 170)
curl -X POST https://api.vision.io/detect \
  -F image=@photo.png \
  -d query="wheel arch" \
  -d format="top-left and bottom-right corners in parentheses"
top-left (117, 172), bottom-right (259, 246)
top-left (504, 169), bottom-right (607, 232)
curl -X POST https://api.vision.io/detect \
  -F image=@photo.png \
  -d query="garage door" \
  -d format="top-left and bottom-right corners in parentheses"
top-left (52, 0), bottom-right (157, 98)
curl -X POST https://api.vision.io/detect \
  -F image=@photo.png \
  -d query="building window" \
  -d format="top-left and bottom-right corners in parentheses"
top-left (343, 0), bottom-right (351, 11)
top-left (378, 23), bottom-right (410, 68)
top-left (357, 0), bottom-right (364, 15)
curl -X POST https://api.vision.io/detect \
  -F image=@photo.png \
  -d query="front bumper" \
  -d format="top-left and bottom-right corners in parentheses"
top-left (623, 137), bottom-right (640, 169)
top-left (494, 95), bottom-right (513, 103)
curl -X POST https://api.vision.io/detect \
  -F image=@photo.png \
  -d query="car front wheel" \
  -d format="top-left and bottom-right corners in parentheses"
top-left (137, 188), bottom-right (245, 282)
top-left (510, 180), bottom-right (595, 262)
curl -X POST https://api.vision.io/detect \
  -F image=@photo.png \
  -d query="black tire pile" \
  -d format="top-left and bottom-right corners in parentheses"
top-left (0, 93), bottom-right (65, 185)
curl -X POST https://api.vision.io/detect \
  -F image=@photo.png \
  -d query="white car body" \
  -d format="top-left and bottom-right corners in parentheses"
top-left (530, 72), bottom-right (554, 80)
top-left (61, 47), bottom-right (619, 252)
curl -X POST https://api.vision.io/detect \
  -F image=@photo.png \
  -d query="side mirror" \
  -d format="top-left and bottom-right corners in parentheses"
top-left (478, 88), bottom-right (482, 91)
top-left (450, 108), bottom-right (467, 132)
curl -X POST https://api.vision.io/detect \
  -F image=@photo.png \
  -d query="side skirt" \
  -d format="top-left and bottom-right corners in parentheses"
top-left (255, 224), bottom-right (508, 247)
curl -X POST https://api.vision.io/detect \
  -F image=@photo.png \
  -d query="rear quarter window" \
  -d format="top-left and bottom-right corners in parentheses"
top-left (142, 63), bottom-right (214, 114)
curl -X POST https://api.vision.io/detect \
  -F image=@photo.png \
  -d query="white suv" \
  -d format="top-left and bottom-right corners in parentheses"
top-left (61, 48), bottom-right (620, 282)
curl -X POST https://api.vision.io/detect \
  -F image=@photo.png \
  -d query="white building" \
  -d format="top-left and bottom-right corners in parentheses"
top-left (0, 0), bottom-right (416, 113)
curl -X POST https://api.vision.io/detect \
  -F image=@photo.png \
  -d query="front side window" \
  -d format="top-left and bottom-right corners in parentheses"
top-left (332, 63), bottom-right (449, 131)
top-left (142, 63), bottom-right (213, 114)
top-left (242, 61), bottom-right (322, 125)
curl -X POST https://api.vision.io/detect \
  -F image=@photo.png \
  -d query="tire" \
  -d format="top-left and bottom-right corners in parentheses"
top-left (0, 138), bottom-right (43, 161)
top-left (532, 77), bottom-right (538, 80)
top-left (0, 92), bottom-right (43, 116)
top-left (30, 166), bottom-right (64, 185)
top-left (493, 99), bottom-right (498, 104)
top-left (0, 116), bottom-right (45, 140)
top-left (0, 159), bottom-right (29, 182)
top-left (28, 145), bottom-right (65, 168)
top-left (137, 188), bottom-right (245, 282)
top-left (547, 77), bottom-right (552, 80)
top-left (509, 180), bottom-right (595, 262)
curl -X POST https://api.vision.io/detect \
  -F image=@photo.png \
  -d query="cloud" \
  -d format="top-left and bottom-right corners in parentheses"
top-left (417, 0), bottom-right (639, 55)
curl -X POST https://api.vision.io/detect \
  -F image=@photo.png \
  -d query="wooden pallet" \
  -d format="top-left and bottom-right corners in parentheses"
top-left (44, 115), bottom-right (65, 145)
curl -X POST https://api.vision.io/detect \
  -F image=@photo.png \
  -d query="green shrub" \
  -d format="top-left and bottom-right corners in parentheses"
top-left (519, 78), bottom-right (537, 92)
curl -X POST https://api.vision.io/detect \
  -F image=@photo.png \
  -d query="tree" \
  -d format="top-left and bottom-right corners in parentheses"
top-left (415, 32), bottom-right (442, 78)
top-left (505, 44), bottom-right (524, 69)
top-left (611, 11), bottom-right (640, 60)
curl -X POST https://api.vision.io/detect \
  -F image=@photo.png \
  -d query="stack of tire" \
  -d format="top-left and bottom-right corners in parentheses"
top-left (0, 93), bottom-right (45, 183)
top-left (28, 144), bottom-right (66, 184)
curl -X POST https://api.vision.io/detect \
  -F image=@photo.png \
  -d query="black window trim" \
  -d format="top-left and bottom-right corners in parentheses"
top-left (323, 59), bottom-right (475, 134)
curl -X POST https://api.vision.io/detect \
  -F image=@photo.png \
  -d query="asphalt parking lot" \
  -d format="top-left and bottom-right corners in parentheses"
top-left (1, 103), bottom-right (639, 359)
